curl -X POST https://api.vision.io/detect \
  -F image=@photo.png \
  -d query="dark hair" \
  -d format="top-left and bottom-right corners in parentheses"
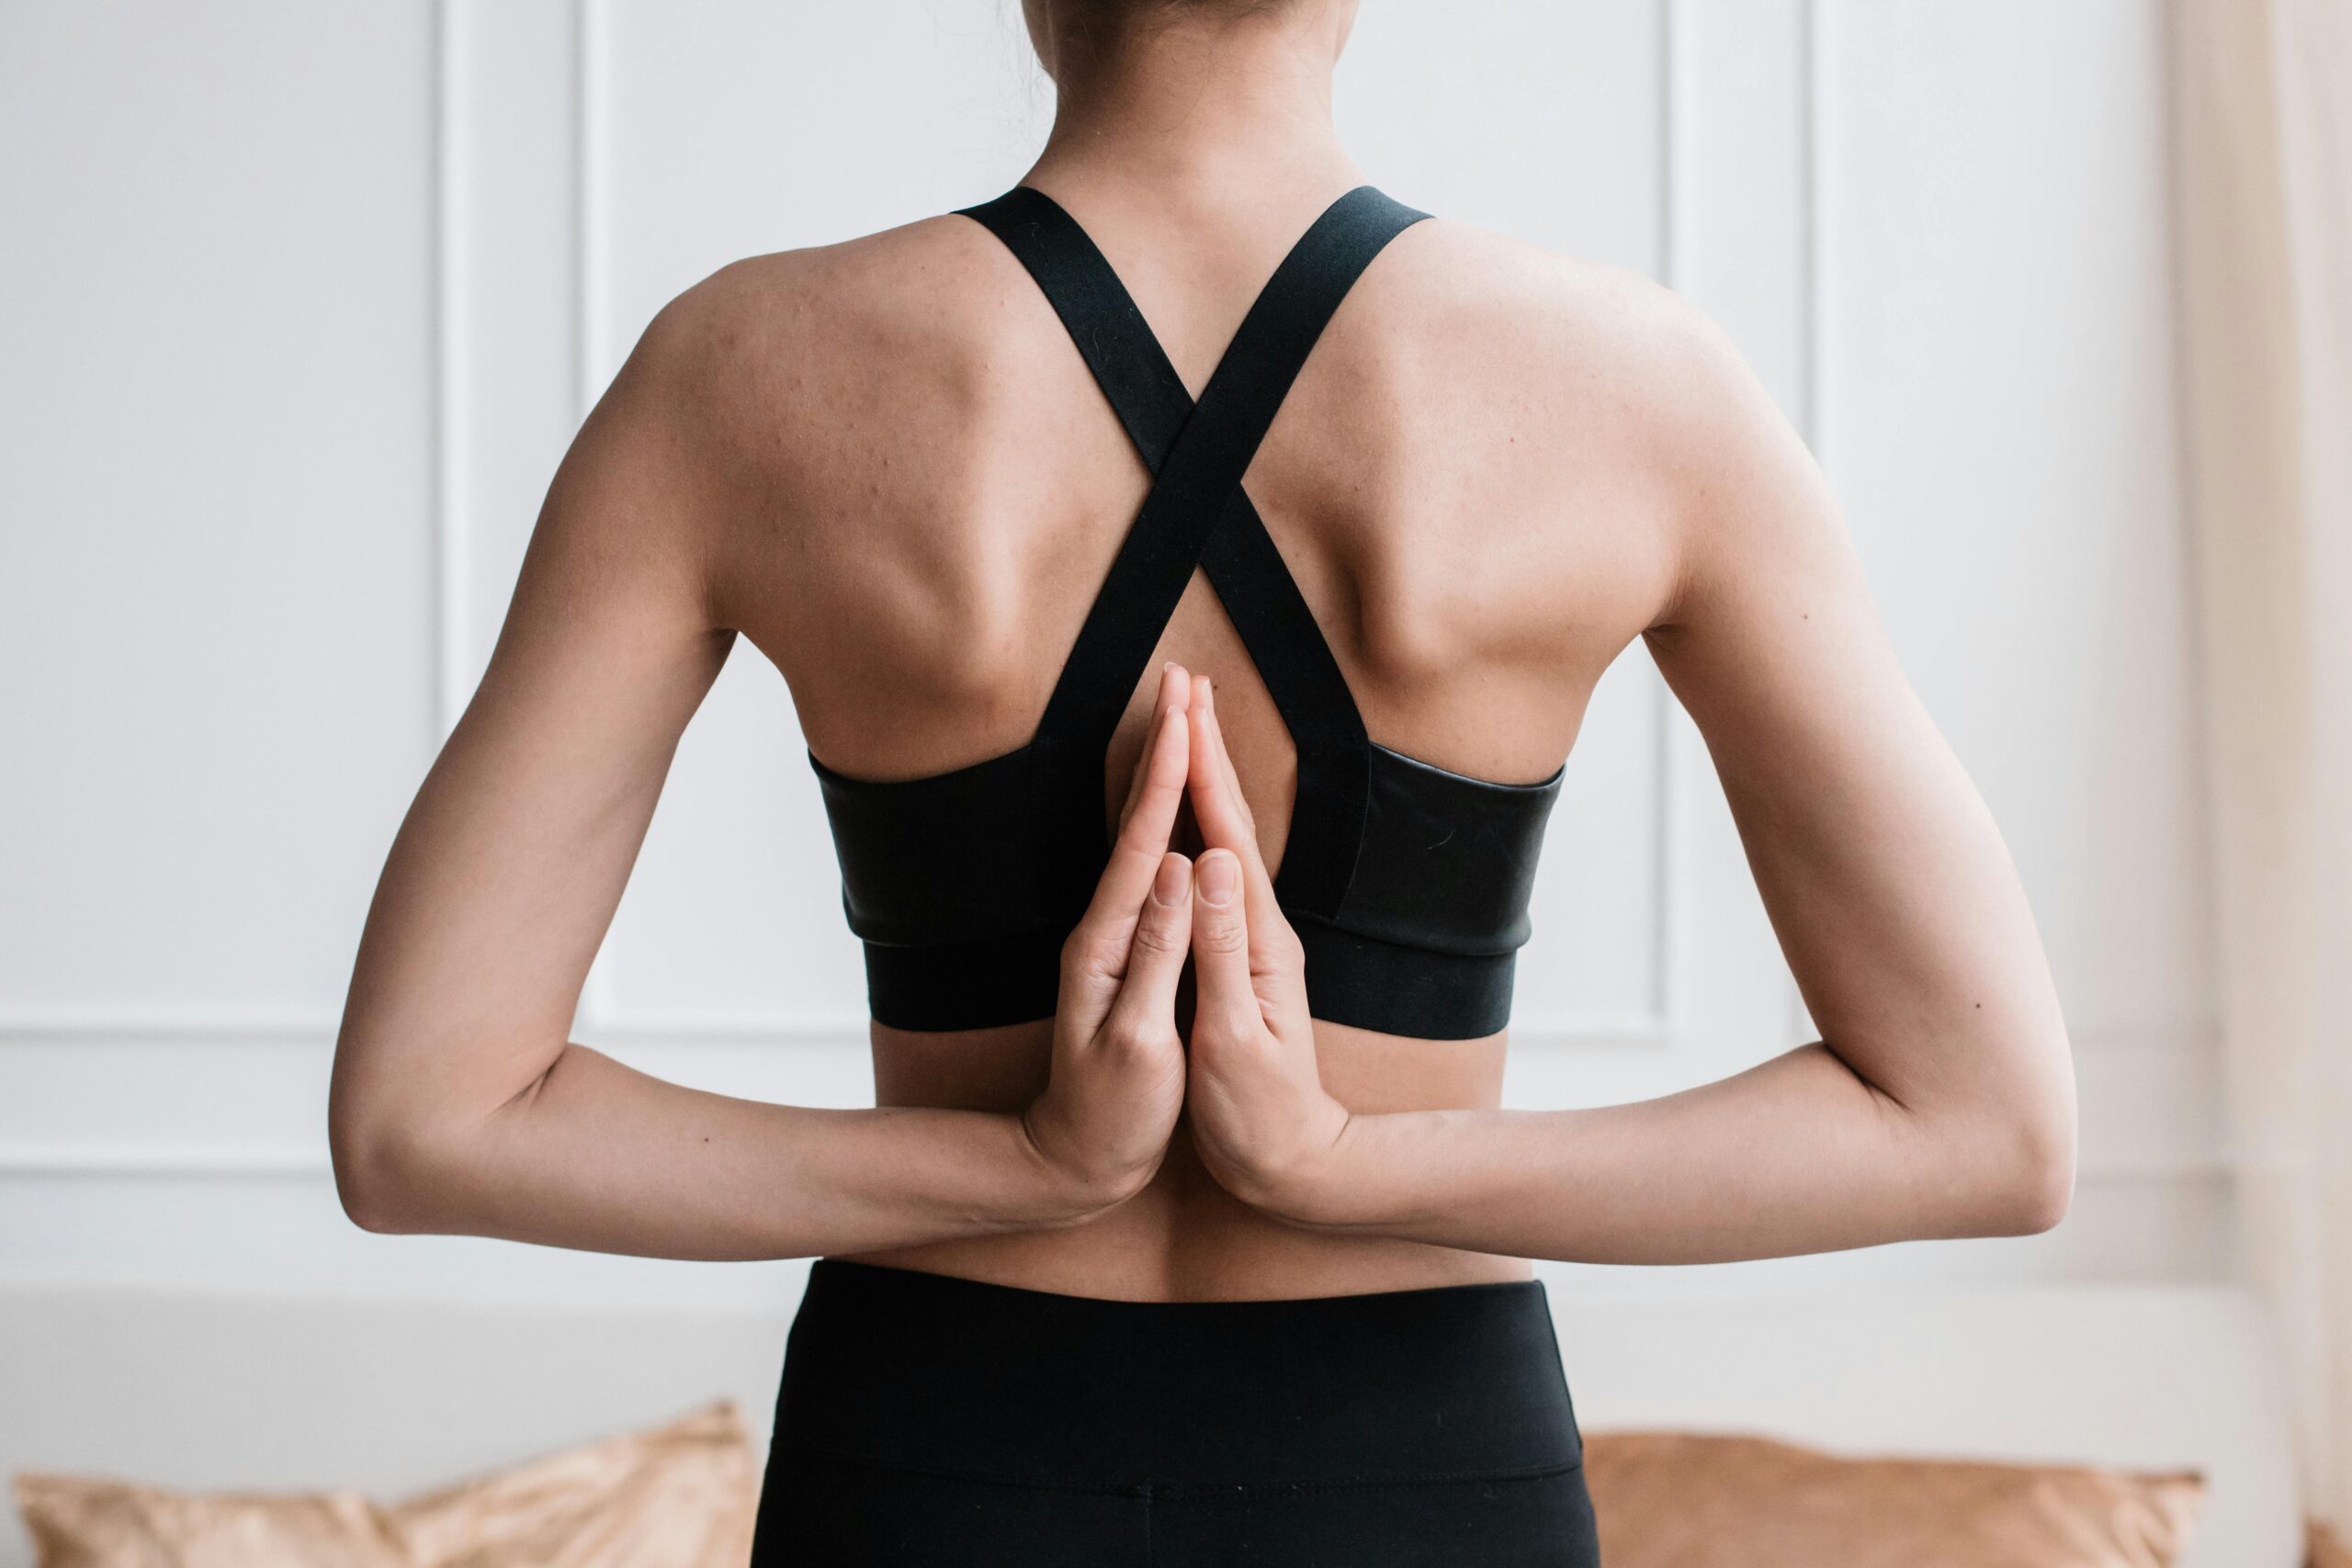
top-left (1031, 0), bottom-right (1304, 73)
top-left (1067, 0), bottom-right (1293, 11)
top-left (1053, 0), bottom-right (1296, 33)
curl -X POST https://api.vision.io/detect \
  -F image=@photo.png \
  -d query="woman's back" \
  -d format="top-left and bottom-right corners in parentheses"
top-left (331, 8), bottom-right (2079, 1561)
top-left (673, 176), bottom-right (1683, 1298)
top-left (331, 0), bottom-right (2065, 1333)
top-left (330, 11), bottom-right (2071, 1556)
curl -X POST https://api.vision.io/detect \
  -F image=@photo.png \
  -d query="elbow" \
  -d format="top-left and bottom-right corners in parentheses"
top-left (1966, 1075), bottom-right (2078, 1238)
top-left (1989, 1122), bottom-right (2075, 1236)
top-left (328, 1028), bottom-right (560, 1236)
top-left (329, 1115), bottom-right (435, 1235)
top-left (1880, 1031), bottom-right (2076, 1240)
top-left (327, 1083), bottom-right (470, 1236)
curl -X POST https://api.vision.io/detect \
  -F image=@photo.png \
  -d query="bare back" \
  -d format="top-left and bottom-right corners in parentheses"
top-left (678, 186), bottom-right (1683, 1297)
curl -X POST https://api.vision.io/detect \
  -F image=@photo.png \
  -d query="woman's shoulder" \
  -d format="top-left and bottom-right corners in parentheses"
top-left (639, 203), bottom-right (1756, 455)
top-left (1363, 214), bottom-right (1748, 428)
top-left (1314, 212), bottom-right (1777, 536)
top-left (629, 212), bottom-right (1083, 462)
top-left (654, 212), bottom-right (1066, 377)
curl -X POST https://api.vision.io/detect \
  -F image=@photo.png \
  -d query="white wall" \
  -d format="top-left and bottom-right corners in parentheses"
top-left (0, 0), bottom-right (2217, 1307)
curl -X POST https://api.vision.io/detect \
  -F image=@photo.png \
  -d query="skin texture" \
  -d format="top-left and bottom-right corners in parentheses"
top-left (328, 0), bottom-right (2076, 1300)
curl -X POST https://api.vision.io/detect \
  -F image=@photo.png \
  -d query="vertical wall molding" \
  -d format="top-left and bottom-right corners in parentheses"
top-left (1657, 0), bottom-right (1685, 292)
top-left (435, 0), bottom-right (589, 700)
top-left (1798, 0), bottom-right (1826, 464)
top-left (571, 0), bottom-right (620, 1030)
top-left (1786, 0), bottom-right (1830, 1047)
top-left (432, 0), bottom-right (466, 742)
top-left (574, 0), bottom-right (609, 423)
top-left (427, 0), bottom-right (617, 1026)
top-left (1648, 0), bottom-right (1691, 1042)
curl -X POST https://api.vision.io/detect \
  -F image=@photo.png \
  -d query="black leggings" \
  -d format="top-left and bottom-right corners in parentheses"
top-left (752, 1258), bottom-right (1602, 1565)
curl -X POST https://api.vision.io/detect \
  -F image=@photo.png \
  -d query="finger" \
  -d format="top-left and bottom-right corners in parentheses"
top-left (1115, 661), bottom-right (1191, 840)
top-left (1187, 683), bottom-right (1314, 1004)
top-left (1101, 851), bottom-right (1193, 1046)
top-left (1062, 670), bottom-right (1191, 1021)
top-left (1189, 847), bottom-right (1263, 1042)
top-left (1079, 682), bottom-right (1192, 932)
top-left (1201, 678), bottom-right (1256, 835)
top-left (1181, 679), bottom-right (1250, 864)
top-left (1184, 681), bottom-right (1285, 942)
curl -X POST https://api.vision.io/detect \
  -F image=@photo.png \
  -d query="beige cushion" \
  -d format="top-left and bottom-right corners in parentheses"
top-left (1583, 1430), bottom-right (2205, 1568)
top-left (12, 1403), bottom-right (755, 1568)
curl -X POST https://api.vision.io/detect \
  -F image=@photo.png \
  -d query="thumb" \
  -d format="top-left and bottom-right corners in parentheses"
top-left (1189, 849), bottom-right (1261, 1043)
top-left (1099, 852), bottom-right (1193, 1045)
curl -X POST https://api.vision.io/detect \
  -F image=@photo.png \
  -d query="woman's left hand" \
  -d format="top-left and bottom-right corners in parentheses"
top-left (1179, 676), bottom-right (1353, 1221)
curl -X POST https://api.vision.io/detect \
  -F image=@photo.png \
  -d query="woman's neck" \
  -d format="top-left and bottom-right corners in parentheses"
top-left (1024, 7), bottom-right (1363, 218)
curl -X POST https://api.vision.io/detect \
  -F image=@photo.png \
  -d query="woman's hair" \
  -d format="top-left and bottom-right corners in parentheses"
top-left (1049, 0), bottom-right (1297, 39)
top-left (1066, 0), bottom-right (1294, 14)
top-left (1027, 0), bottom-right (1308, 76)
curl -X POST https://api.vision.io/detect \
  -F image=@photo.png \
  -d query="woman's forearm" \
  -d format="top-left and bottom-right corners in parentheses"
top-left (1261, 1041), bottom-right (2074, 1265)
top-left (333, 1042), bottom-right (1103, 1260)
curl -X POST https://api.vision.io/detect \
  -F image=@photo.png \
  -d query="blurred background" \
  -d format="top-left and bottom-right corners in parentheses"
top-left (1, 3), bottom-right (2344, 1566)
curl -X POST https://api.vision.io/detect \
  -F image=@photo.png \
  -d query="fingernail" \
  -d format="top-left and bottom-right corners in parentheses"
top-left (1199, 851), bottom-right (1237, 906)
top-left (1152, 853), bottom-right (1190, 905)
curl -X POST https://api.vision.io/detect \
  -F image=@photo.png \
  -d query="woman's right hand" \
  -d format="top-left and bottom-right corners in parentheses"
top-left (1019, 661), bottom-right (1198, 1217)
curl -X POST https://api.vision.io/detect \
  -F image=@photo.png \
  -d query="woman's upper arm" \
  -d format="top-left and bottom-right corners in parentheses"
top-left (332, 288), bottom-right (741, 1156)
top-left (1637, 304), bottom-right (2075, 1180)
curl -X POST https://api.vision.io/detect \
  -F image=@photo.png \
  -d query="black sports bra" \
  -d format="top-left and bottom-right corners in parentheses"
top-left (808, 185), bottom-right (1565, 1040)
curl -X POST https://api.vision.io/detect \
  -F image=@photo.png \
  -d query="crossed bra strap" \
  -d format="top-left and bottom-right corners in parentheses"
top-left (956, 184), bottom-right (1430, 918)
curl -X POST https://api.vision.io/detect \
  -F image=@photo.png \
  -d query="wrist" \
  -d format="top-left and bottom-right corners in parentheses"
top-left (1238, 1106), bottom-right (1373, 1231)
top-left (1011, 1105), bottom-right (1152, 1229)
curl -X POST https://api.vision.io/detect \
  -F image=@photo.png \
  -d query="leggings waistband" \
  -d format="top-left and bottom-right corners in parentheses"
top-left (771, 1258), bottom-right (1583, 1492)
